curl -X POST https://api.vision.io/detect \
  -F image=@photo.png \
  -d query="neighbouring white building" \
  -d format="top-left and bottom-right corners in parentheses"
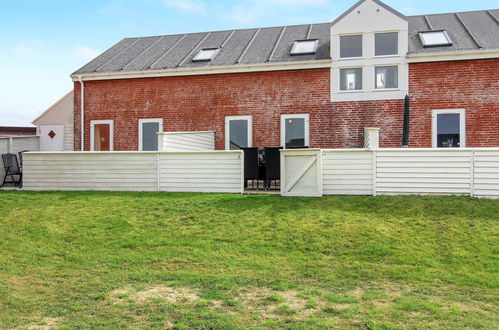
top-left (32, 90), bottom-right (74, 151)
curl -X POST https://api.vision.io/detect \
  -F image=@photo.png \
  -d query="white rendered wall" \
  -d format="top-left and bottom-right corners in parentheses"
top-left (330, 0), bottom-right (408, 101)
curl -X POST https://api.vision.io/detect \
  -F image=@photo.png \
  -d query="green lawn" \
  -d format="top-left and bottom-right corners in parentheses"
top-left (0, 191), bottom-right (498, 329)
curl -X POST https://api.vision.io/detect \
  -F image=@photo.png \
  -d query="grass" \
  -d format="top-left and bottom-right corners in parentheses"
top-left (0, 191), bottom-right (498, 329)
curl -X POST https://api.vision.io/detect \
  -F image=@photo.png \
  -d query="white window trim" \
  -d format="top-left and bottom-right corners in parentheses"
top-left (432, 109), bottom-right (466, 148)
top-left (339, 67), bottom-right (363, 92)
top-left (90, 120), bottom-right (114, 151)
top-left (374, 65), bottom-right (399, 90)
top-left (290, 39), bottom-right (318, 55)
top-left (225, 115), bottom-right (252, 150)
top-left (138, 118), bottom-right (163, 151)
top-left (280, 114), bottom-right (310, 148)
top-left (339, 34), bottom-right (363, 59)
top-left (373, 31), bottom-right (399, 57)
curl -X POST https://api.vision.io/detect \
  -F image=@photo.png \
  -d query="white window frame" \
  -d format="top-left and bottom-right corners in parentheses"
top-left (225, 115), bottom-right (252, 150)
top-left (374, 65), bottom-right (399, 90)
top-left (432, 109), bottom-right (466, 148)
top-left (280, 114), bottom-right (310, 149)
top-left (90, 120), bottom-right (114, 151)
top-left (290, 39), bottom-right (318, 55)
top-left (339, 67), bottom-right (363, 92)
top-left (138, 118), bottom-right (163, 151)
top-left (374, 31), bottom-right (399, 57)
top-left (339, 34), bottom-right (363, 59)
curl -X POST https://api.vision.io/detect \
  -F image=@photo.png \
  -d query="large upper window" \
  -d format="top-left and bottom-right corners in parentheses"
top-left (291, 39), bottom-right (318, 55)
top-left (340, 35), bottom-right (362, 58)
top-left (225, 116), bottom-right (252, 150)
top-left (375, 32), bottom-right (398, 56)
top-left (432, 109), bottom-right (465, 148)
top-left (281, 114), bottom-right (309, 149)
top-left (419, 31), bottom-right (452, 47)
top-left (90, 120), bottom-right (113, 151)
top-left (139, 118), bottom-right (163, 151)
top-left (340, 68), bottom-right (362, 91)
top-left (375, 66), bottom-right (398, 89)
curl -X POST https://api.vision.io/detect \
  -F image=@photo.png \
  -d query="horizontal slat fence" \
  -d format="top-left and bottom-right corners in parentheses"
top-left (319, 148), bottom-right (499, 198)
top-left (0, 136), bottom-right (39, 183)
top-left (22, 151), bottom-right (243, 193)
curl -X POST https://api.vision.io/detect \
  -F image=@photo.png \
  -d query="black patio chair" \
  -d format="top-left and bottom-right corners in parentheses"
top-left (241, 147), bottom-right (260, 189)
top-left (264, 147), bottom-right (282, 190)
top-left (1, 153), bottom-right (22, 188)
top-left (18, 150), bottom-right (29, 168)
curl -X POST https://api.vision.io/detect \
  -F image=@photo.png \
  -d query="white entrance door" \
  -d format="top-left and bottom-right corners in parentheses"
top-left (39, 125), bottom-right (64, 151)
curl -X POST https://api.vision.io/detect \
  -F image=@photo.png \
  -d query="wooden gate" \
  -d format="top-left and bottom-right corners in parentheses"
top-left (280, 149), bottom-right (322, 197)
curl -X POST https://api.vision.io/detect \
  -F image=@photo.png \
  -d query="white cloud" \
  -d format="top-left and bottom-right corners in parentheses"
top-left (74, 46), bottom-right (101, 62)
top-left (11, 43), bottom-right (41, 56)
top-left (162, 0), bottom-right (206, 14)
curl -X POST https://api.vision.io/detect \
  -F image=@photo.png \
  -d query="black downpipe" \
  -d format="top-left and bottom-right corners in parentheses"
top-left (402, 95), bottom-right (410, 147)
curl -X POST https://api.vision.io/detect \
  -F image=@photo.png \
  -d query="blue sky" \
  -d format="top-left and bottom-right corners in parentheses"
top-left (0, 0), bottom-right (497, 126)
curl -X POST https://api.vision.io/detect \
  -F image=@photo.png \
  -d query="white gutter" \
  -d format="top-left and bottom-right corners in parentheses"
top-left (71, 60), bottom-right (332, 82)
top-left (78, 76), bottom-right (84, 151)
top-left (407, 48), bottom-right (499, 63)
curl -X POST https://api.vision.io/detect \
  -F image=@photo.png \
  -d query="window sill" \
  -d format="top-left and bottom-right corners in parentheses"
top-left (338, 90), bottom-right (364, 93)
top-left (373, 88), bottom-right (400, 92)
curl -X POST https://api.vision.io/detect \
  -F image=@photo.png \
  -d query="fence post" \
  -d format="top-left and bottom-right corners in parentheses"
top-left (157, 152), bottom-right (161, 192)
top-left (8, 137), bottom-right (13, 153)
top-left (372, 149), bottom-right (377, 196)
top-left (470, 149), bottom-right (475, 197)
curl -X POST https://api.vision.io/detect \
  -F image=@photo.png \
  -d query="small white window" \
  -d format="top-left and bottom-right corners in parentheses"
top-left (290, 39), bottom-right (318, 55)
top-left (375, 32), bottom-right (398, 56)
top-left (139, 118), bottom-right (163, 151)
top-left (225, 116), bottom-right (252, 150)
top-left (432, 109), bottom-right (465, 148)
top-left (90, 120), bottom-right (113, 151)
top-left (375, 66), bottom-right (398, 89)
top-left (192, 48), bottom-right (220, 62)
top-left (281, 114), bottom-right (309, 149)
top-left (340, 68), bottom-right (362, 91)
top-left (419, 31), bottom-right (452, 47)
top-left (340, 35), bottom-right (362, 58)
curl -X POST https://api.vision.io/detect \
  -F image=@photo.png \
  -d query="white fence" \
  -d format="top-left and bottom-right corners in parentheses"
top-left (22, 151), bottom-right (243, 193)
top-left (0, 136), bottom-right (39, 182)
top-left (281, 148), bottom-right (499, 198)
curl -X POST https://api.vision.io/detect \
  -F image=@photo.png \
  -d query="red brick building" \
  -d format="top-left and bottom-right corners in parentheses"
top-left (71, 0), bottom-right (499, 151)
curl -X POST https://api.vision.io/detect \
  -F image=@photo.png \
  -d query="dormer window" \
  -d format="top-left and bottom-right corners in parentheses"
top-left (290, 39), bottom-right (318, 55)
top-left (419, 31), bottom-right (452, 47)
top-left (192, 48), bottom-right (220, 62)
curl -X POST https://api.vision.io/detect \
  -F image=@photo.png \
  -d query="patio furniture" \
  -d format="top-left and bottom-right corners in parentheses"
top-left (264, 147), bottom-right (282, 189)
top-left (18, 150), bottom-right (29, 168)
top-left (241, 147), bottom-right (260, 189)
top-left (1, 153), bottom-right (23, 188)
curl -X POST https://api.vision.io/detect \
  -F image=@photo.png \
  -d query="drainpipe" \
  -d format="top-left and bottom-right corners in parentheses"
top-left (78, 76), bottom-right (85, 151)
top-left (402, 95), bottom-right (410, 147)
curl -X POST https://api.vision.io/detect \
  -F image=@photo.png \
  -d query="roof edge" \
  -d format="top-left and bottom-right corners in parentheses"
top-left (32, 90), bottom-right (74, 124)
top-left (70, 59), bottom-right (332, 82)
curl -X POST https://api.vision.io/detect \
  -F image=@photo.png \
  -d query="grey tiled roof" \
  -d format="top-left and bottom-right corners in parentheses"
top-left (408, 10), bottom-right (499, 53)
top-left (72, 9), bottom-right (499, 76)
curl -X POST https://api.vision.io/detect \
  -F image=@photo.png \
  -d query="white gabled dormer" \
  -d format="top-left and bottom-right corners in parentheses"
top-left (330, 0), bottom-right (408, 102)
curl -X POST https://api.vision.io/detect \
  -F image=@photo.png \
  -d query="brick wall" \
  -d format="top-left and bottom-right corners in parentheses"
top-left (74, 68), bottom-right (406, 151)
top-left (74, 59), bottom-right (498, 151)
top-left (408, 58), bottom-right (499, 147)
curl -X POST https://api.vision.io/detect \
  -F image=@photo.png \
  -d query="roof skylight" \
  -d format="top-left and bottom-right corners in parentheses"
top-left (290, 39), bottom-right (318, 55)
top-left (419, 31), bottom-right (453, 47)
top-left (192, 48), bottom-right (220, 62)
